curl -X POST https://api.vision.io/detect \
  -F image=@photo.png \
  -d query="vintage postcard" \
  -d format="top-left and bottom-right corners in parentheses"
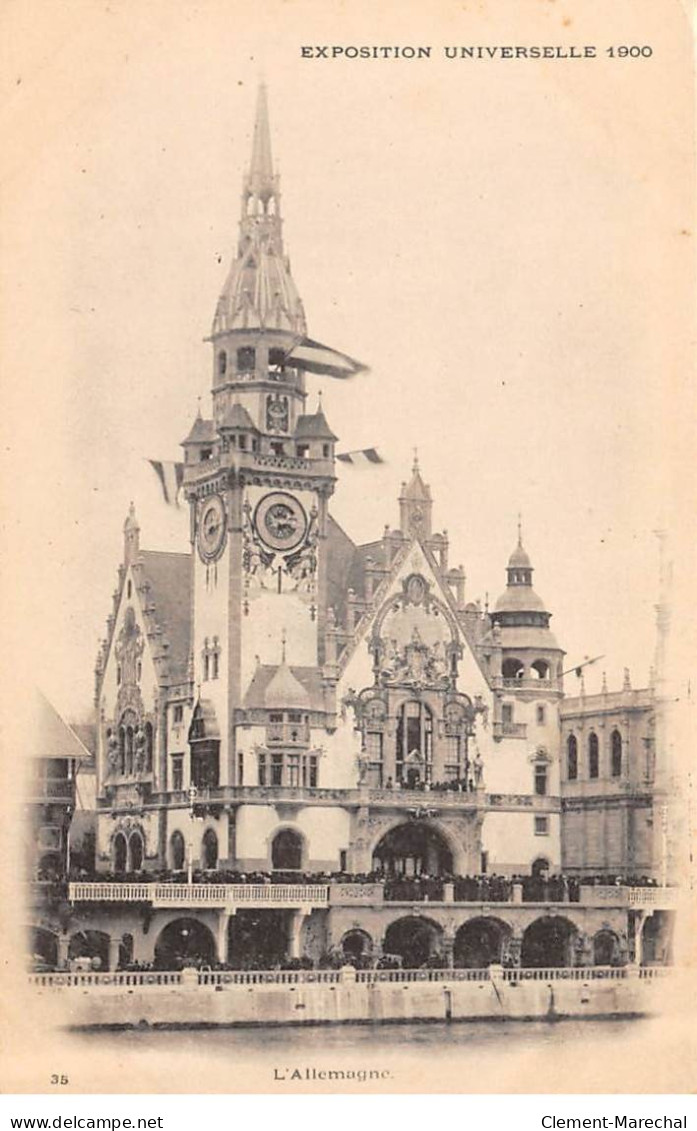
top-left (1, 0), bottom-right (695, 1096)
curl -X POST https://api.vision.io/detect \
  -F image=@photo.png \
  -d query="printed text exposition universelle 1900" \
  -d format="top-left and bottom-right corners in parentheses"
top-left (300, 45), bottom-right (654, 59)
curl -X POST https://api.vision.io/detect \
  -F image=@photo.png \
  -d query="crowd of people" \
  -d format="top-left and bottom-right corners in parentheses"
top-left (59, 864), bottom-right (666, 901)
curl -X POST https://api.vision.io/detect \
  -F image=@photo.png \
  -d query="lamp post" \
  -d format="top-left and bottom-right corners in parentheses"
top-left (187, 784), bottom-right (198, 886)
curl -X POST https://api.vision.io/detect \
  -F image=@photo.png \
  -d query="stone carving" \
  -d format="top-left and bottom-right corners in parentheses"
top-left (266, 393), bottom-right (289, 433)
top-left (115, 608), bottom-right (144, 689)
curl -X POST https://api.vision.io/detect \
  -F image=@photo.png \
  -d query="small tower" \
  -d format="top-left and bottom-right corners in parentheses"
top-left (491, 524), bottom-right (564, 690)
top-left (123, 502), bottom-right (140, 566)
top-left (399, 453), bottom-right (433, 539)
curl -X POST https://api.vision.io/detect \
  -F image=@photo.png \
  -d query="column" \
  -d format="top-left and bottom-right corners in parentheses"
top-left (217, 911), bottom-right (232, 966)
top-left (442, 931), bottom-right (455, 969)
top-left (108, 935), bottom-right (121, 972)
top-left (288, 910), bottom-right (307, 960)
top-left (57, 934), bottom-right (70, 970)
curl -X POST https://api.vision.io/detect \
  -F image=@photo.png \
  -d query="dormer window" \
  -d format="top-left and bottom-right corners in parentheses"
top-left (200, 448), bottom-right (213, 462)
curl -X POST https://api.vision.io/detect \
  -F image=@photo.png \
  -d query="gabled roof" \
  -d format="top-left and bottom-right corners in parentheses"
top-left (138, 550), bottom-right (192, 683)
top-left (33, 690), bottom-right (93, 763)
top-left (219, 402), bottom-right (258, 431)
top-left (264, 662), bottom-right (311, 708)
top-left (294, 409), bottom-right (337, 441)
top-left (182, 415), bottom-right (216, 446)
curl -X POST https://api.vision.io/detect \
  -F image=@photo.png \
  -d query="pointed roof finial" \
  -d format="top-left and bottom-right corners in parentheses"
top-left (413, 447), bottom-right (419, 473)
top-left (249, 82), bottom-right (274, 199)
top-left (601, 670), bottom-right (608, 694)
top-left (281, 627), bottom-right (287, 665)
top-left (517, 511), bottom-right (523, 546)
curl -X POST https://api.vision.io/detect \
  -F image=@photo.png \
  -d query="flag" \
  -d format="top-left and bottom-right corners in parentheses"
top-left (336, 448), bottom-right (384, 465)
top-left (148, 459), bottom-right (184, 506)
top-left (285, 337), bottom-right (368, 379)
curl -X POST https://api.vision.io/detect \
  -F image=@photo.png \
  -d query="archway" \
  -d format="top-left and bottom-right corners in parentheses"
top-left (642, 911), bottom-right (675, 966)
top-left (113, 832), bottom-right (127, 874)
top-left (271, 828), bottom-right (303, 871)
top-left (118, 933), bottom-right (134, 969)
top-left (454, 917), bottom-right (510, 968)
top-left (373, 822), bottom-right (453, 876)
top-left (30, 927), bottom-right (58, 969)
top-left (521, 917), bottom-right (577, 968)
top-left (227, 910), bottom-right (290, 969)
top-left (341, 929), bottom-right (373, 964)
top-left (202, 828), bottom-right (218, 870)
top-left (531, 857), bottom-right (549, 878)
top-left (170, 830), bottom-right (185, 871)
top-left (383, 916), bottom-right (443, 968)
top-left (69, 930), bottom-right (110, 971)
top-left (593, 929), bottom-right (619, 966)
top-left (129, 832), bottom-right (143, 872)
top-left (154, 918), bottom-right (216, 970)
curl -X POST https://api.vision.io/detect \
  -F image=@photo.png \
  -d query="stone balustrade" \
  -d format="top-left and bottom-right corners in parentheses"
top-left (28, 964), bottom-right (670, 990)
top-left (68, 881), bottom-right (330, 908)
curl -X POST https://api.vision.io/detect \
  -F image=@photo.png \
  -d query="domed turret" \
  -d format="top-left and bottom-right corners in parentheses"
top-left (490, 525), bottom-right (563, 686)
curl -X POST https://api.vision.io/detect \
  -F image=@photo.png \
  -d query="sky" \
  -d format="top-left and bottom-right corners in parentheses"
top-left (1, 0), bottom-right (694, 722)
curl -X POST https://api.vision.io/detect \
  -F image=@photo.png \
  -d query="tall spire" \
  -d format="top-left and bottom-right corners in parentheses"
top-left (212, 85), bottom-right (306, 338)
top-left (247, 83), bottom-right (274, 201)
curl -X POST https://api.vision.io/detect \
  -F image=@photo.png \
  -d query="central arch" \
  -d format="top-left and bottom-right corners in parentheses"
top-left (154, 918), bottom-right (216, 970)
top-left (373, 821), bottom-right (453, 876)
top-left (383, 915), bottom-right (443, 968)
top-left (521, 916), bottom-right (578, 968)
top-left (454, 917), bottom-right (511, 968)
top-left (227, 910), bottom-right (290, 969)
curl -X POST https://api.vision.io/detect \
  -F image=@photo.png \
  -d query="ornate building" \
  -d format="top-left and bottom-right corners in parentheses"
top-left (33, 87), bottom-right (677, 974)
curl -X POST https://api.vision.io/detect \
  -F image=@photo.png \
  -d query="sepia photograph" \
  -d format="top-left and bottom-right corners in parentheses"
top-left (2, 0), bottom-right (695, 1096)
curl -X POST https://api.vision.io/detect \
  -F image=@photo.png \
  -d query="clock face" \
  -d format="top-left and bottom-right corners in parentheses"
top-left (254, 491), bottom-right (308, 552)
top-left (197, 495), bottom-right (227, 561)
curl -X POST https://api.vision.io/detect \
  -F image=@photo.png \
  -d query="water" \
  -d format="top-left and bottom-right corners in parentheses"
top-left (65, 1017), bottom-right (665, 1092)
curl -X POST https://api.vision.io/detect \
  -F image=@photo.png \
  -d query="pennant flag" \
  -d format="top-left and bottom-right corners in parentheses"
top-left (336, 447), bottom-right (384, 465)
top-left (285, 337), bottom-right (368, 379)
top-left (148, 459), bottom-right (184, 506)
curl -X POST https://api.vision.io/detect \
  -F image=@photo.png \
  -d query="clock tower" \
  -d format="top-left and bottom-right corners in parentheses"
top-left (182, 85), bottom-right (337, 787)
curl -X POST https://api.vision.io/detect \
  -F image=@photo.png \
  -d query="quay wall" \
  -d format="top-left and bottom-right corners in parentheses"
top-left (31, 970), bottom-right (668, 1030)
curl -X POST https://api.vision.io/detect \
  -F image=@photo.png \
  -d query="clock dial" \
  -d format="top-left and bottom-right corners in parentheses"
top-left (197, 495), bottom-right (227, 561)
top-left (253, 491), bottom-right (308, 552)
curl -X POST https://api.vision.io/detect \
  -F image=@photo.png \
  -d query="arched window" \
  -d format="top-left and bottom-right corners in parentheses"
top-left (118, 727), bottom-right (126, 775)
top-left (589, 733), bottom-right (599, 779)
top-left (170, 830), bottom-right (185, 871)
top-left (271, 828), bottom-right (303, 871)
top-left (113, 833), bottom-right (127, 874)
top-left (202, 828), bottom-right (218, 870)
top-left (611, 729), bottom-right (622, 778)
top-left (396, 700), bottom-right (433, 786)
top-left (567, 735), bottom-right (578, 780)
top-left (502, 657), bottom-right (525, 681)
top-left (144, 722), bottom-right (154, 772)
top-left (129, 832), bottom-right (143, 872)
top-left (531, 659), bottom-right (549, 680)
top-left (217, 350), bottom-right (227, 377)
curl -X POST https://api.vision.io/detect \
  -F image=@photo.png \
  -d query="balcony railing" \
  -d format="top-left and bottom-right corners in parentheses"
top-left (578, 885), bottom-right (678, 910)
top-left (492, 721), bottom-right (528, 740)
top-left (28, 965), bottom-right (671, 990)
top-left (69, 882), bottom-right (330, 909)
top-left (155, 784), bottom-right (558, 814)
